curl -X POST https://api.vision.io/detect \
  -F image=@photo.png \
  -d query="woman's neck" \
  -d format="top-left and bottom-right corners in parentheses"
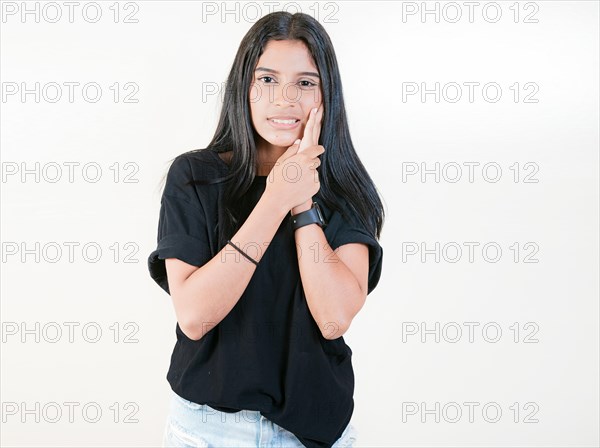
top-left (216, 139), bottom-right (290, 176)
top-left (255, 138), bottom-right (287, 176)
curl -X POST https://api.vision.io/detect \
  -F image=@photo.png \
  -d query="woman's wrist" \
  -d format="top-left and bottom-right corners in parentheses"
top-left (291, 199), bottom-right (313, 216)
top-left (261, 190), bottom-right (293, 221)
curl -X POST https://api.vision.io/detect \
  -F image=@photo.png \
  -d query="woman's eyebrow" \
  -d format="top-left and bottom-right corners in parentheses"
top-left (255, 67), bottom-right (320, 78)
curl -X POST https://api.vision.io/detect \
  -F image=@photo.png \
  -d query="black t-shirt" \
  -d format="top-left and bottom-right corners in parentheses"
top-left (147, 149), bottom-right (383, 447)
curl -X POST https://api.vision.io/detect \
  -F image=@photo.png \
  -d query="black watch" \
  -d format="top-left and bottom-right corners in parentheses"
top-left (291, 201), bottom-right (326, 231)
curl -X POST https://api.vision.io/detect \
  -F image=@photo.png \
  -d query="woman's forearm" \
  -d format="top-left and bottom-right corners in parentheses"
top-left (178, 193), bottom-right (288, 341)
top-left (293, 223), bottom-right (365, 340)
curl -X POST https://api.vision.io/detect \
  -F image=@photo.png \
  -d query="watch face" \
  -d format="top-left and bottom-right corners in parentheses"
top-left (313, 201), bottom-right (325, 225)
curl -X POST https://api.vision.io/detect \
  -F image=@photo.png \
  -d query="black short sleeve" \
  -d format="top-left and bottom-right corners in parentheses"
top-left (326, 201), bottom-right (384, 295)
top-left (148, 155), bottom-right (213, 295)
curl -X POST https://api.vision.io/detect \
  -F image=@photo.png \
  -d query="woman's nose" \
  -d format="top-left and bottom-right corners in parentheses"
top-left (272, 82), bottom-right (301, 106)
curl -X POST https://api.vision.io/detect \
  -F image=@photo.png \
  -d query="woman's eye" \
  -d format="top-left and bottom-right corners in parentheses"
top-left (259, 76), bottom-right (275, 83)
top-left (299, 80), bottom-right (317, 88)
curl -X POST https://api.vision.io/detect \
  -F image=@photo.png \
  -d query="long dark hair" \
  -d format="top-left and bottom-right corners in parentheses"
top-left (160, 11), bottom-right (385, 250)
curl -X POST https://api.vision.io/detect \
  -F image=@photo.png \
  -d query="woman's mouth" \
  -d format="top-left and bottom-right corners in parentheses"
top-left (267, 118), bottom-right (301, 129)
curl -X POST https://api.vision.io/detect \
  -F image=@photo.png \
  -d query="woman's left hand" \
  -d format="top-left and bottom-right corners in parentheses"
top-left (291, 105), bottom-right (324, 215)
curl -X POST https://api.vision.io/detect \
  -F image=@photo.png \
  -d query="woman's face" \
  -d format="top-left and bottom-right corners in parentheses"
top-left (249, 39), bottom-right (323, 150)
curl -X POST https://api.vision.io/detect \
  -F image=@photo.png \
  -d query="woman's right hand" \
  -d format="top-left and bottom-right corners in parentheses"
top-left (264, 139), bottom-right (325, 212)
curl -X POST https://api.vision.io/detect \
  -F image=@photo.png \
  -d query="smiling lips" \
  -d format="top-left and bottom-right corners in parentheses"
top-left (268, 116), bottom-right (301, 123)
top-left (268, 116), bottom-right (301, 129)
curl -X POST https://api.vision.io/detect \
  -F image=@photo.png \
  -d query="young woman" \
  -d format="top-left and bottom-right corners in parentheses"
top-left (148, 11), bottom-right (385, 448)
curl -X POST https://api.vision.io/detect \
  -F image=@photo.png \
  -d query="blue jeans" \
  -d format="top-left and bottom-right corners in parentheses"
top-left (163, 390), bottom-right (358, 447)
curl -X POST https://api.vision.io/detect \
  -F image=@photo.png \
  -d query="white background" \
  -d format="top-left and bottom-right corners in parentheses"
top-left (1, 1), bottom-right (598, 446)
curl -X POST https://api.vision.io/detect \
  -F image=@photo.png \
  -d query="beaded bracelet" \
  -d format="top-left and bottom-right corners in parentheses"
top-left (226, 240), bottom-right (259, 266)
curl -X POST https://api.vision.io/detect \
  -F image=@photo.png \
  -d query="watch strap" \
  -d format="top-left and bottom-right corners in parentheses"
top-left (291, 201), bottom-right (326, 230)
